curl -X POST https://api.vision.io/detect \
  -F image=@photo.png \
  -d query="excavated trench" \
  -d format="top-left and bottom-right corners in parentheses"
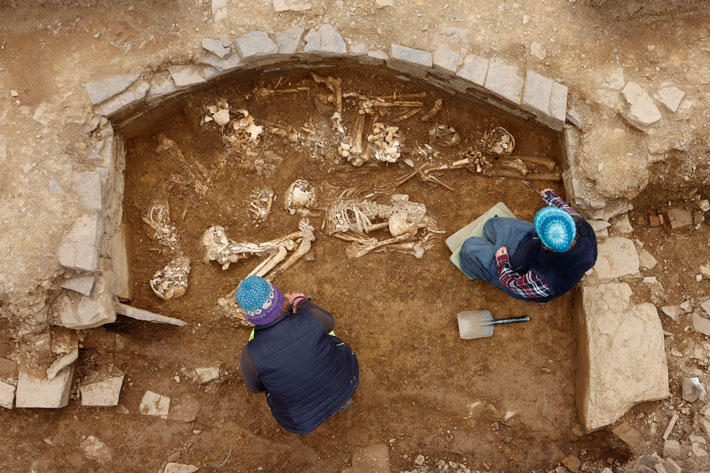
top-left (96, 62), bottom-right (632, 471)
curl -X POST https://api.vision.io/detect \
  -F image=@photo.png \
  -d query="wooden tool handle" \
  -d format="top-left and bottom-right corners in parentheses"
top-left (490, 316), bottom-right (530, 326)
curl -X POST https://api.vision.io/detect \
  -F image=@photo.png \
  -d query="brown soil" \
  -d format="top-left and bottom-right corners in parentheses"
top-left (58, 65), bottom-right (627, 472)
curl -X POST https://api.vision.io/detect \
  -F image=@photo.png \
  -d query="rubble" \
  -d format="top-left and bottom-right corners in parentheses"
top-left (657, 86), bottom-right (685, 113)
top-left (80, 375), bottom-right (124, 406)
top-left (139, 391), bottom-right (170, 419)
top-left (701, 299), bottom-right (710, 317)
top-left (622, 81), bottom-right (662, 128)
top-left (638, 248), bottom-right (658, 270)
top-left (0, 380), bottom-right (15, 409)
top-left (195, 367), bottom-right (219, 384)
top-left (692, 312), bottom-right (710, 336)
top-left (667, 208), bottom-right (692, 230)
top-left (15, 364), bottom-right (74, 408)
top-left (661, 306), bottom-right (682, 322)
top-left (81, 435), bottom-right (112, 463)
top-left (663, 439), bottom-right (682, 459)
top-left (574, 283), bottom-right (669, 430)
top-left (682, 377), bottom-right (707, 402)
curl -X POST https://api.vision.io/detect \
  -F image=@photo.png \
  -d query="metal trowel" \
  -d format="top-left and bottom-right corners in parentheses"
top-left (457, 310), bottom-right (530, 340)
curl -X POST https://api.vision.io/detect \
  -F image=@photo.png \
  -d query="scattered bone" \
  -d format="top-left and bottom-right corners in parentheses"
top-left (429, 124), bottom-right (460, 148)
top-left (325, 194), bottom-right (442, 258)
top-left (482, 126), bottom-right (515, 155)
top-left (462, 148), bottom-right (492, 173)
top-left (142, 201), bottom-right (180, 251)
top-left (420, 99), bottom-right (443, 122)
top-left (232, 109), bottom-right (264, 143)
top-left (149, 256), bottom-right (191, 301)
top-left (203, 219), bottom-right (315, 272)
top-left (255, 86), bottom-right (309, 100)
top-left (311, 72), bottom-right (344, 134)
top-left (502, 154), bottom-right (556, 171)
top-left (212, 108), bottom-right (230, 127)
top-left (156, 134), bottom-right (212, 195)
top-left (499, 158), bottom-right (529, 176)
top-left (488, 169), bottom-right (561, 181)
top-left (395, 156), bottom-right (487, 191)
top-left (392, 108), bottom-right (422, 123)
top-left (368, 123), bottom-right (402, 163)
top-left (248, 187), bottom-right (274, 226)
top-left (284, 179), bottom-right (316, 215)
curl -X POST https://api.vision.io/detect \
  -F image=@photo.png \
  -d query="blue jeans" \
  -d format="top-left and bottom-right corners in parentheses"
top-left (459, 218), bottom-right (534, 294)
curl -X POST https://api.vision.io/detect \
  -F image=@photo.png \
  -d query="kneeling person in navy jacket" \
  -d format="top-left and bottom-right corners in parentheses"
top-left (237, 275), bottom-right (359, 434)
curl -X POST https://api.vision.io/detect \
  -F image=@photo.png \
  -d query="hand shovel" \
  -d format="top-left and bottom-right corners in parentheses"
top-left (457, 310), bottom-right (530, 340)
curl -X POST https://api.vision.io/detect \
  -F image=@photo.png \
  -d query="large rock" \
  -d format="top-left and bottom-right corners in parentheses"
top-left (574, 283), bottom-right (669, 431)
top-left (592, 237), bottom-right (640, 279)
top-left (57, 214), bottom-right (102, 272)
top-left (80, 375), bottom-right (124, 406)
top-left (56, 278), bottom-right (116, 329)
top-left (15, 365), bottom-right (75, 408)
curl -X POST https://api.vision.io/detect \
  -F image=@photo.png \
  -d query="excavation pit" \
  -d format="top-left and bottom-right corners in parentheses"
top-left (102, 63), bottom-right (630, 471)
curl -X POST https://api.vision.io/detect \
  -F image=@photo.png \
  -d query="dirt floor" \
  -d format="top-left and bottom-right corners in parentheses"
top-left (82, 66), bottom-right (625, 472)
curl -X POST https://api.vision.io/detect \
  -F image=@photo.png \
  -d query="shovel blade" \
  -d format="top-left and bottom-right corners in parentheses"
top-left (457, 310), bottom-right (495, 339)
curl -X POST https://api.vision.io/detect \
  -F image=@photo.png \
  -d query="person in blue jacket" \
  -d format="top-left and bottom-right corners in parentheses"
top-left (460, 189), bottom-right (597, 303)
top-left (237, 275), bottom-right (359, 434)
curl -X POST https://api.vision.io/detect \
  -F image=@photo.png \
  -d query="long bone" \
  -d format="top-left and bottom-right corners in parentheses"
top-left (312, 72), bottom-right (344, 133)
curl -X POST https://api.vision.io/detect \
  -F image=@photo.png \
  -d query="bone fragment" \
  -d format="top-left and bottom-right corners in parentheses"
top-left (488, 169), bottom-right (562, 181)
top-left (392, 108), bottom-right (422, 123)
top-left (420, 99), bottom-right (443, 122)
top-left (351, 114), bottom-right (366, 155)
top-left (372, 101), bottom-right (423, 108)
top-left (502, 155), bottom-right (556, 171)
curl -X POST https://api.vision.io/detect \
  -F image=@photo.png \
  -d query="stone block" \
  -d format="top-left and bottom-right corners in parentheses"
top-left (303, 24), bottom-right (346, 55)
top-left (485, 58), bottom-right (524, 105)
top-left (660, 306), bottom-right (681, 322)
top-left (60, 275), bottom-right (97, 296)
top-left (622, 82), bottom-right (661, 127)
top-left (666, 208), bottom-right (692, 230)
top-left (349, 42), bottom-right (367, 56)
top-left (276, 27), bottom-right (304, 54)
top-left (96, 81), bottom-right (150, 116)
top-left (390, 43), bottom-right (433, 67)
top-left (638, 248), bottom-right (657, 270)
top-left (15, 365), bottom-right (74, 408)
top-left (201, 38), bottom-right (230, 58)
top-left (57, 279), bottom-right (116, 329)
top-left (235, 31), bottom-right (278, 59)
top-left (368, 50), bottom-right (388, 60)
top-left (57, 214), bottom-right (102, 272)
top-left (114, 302), bottom-right (187, 326)
top-left (73, 171), bottom-right (102, 211)
top-left (574, 283), bottom-right (669, 431)
top-left (168, 66), bottom-right (207, 88)
top-left (85, 72), bottom-right (140, 105)
top-left (592, 237), bottom-right (640, 279)
top-left (657, 86), bottom-right (684, 113)
top-left (111, 224), bottom-right (133, 301)
top-left (456, 54), bottom-right (488, 87)
top-left (343, 444), bottom-right (390, 473)
top-left (663, 439), bottom-right (682, 459)
top-left (80, 375), bottom-right (124, 406)
top-left (692, 313), bottom-right (710, 336)
top-left (139, 390), bottom-right (170, 419)
top-left (433, 44), bottom-right (459, 75)
top-left (200, 53), bottom-right (243, 74)
top-left (195, 367), bottom-right (219, 384)
top-left (522, 71), bottom-right (567, 130)
top-left (164, 463), bottom-right (199, 473)
top-left (273, 0), bottom-right (311, 11)
top-left (147, 73), bottom-right (177, 101)
top-left (0, 380), bottom-right (15, 409)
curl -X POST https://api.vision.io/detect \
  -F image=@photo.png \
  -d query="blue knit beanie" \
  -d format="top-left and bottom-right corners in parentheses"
top-left (534, 207), bottom-right (576, 252)
top-left (235, 275), bottom-right (285, 325)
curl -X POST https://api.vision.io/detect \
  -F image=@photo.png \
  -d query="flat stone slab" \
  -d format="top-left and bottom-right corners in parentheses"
top-left (276, 27), bottom-right (304, 54)
top-left (57, 280), bottom-right (116, 329)
top-left (201, 38), bottom-right (231, 58)
top-left (111, 224), bottom-right (133, 301)
top-left (57, 214), bottom-right (102, 272)
top-left (15, 365), bottom-right (74, 408)
top-left (164, 463), bottom-right (199, 473)
top-left (235, 31), bottom-right (278, 59)
top-left (80, 375), bottom-right (124, 406)
top-left (657, 86), bottom-right (685, 113)
top-left (85, 72), bottom-right (140, 105)
top-left (574, 283), bottom-right (669, 431)
top-left (692, 313), bottom-right (710, 336)
top-left (168, 66), bottom-right (207, 88)
top-left (199, 53), bottom-right (243, 73)
top-left (168, 394), bottom-right (200, 423)
top-left (60, 275), bottom-right (96, 296)
top-left (148, 73), bottom-right (177, 101)
top-left (623, 82), bottom-right (661, 127)
top-left (390, 44), bottom-right (432, 67)
top-left (195, 367), bottom-right (219, 384)
top-left (522, 71), bottom-right (568, 130)
top-left (485, 58), bottom-right (524, 104)
top-left (139, 390), bottom-right (170, 419)
top-left (0, 380), bottom-right (15, 409)
top-left (96, 81), bottom-right (150, 116)
top-left (592, 237), bottom-right (640, 279)
top-left (456, 54), bottom-right (488, 86)
top-left (303, 24), bottom-right (346, 55)
top-left (73, 171), bottom-right (102, 211)
top-left (433, 44), bottom-right (459, 74)
top-left (115, 302), bottom-right (187, 326)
